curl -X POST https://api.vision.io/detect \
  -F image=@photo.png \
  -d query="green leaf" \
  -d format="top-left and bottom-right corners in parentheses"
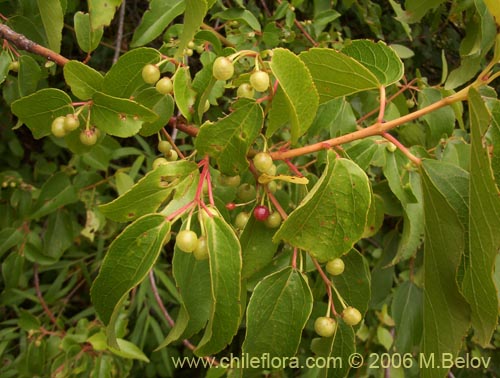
top-left (463, 88), bottom-right (500, 346)
top-left (0, 50), bottom-right (12, 85)
top-left (399, 0), bottom-right (445, 24)
top-left (242, 267), bottom-right (312, 359)
top-left (102, 47), bottom-right (160, 98)
top-left (266, 86), bottom-right (291, 137)
top-left (274, 152), bottom-right (371, 261)
top-left (195, 100), bottom-right (263, 176)
top-left (30, 172), bottom-right (79, 219)
top-left (109, 339), bottom-right (150, 362)
top-left (419, 88), bottom-right (456, 147)
top-left (11, 88), bottom-right (73, 139)
top-left (420, 159), bottom-right (471, 378)
top-left (310, 322), bottom-right (355, 378)
top-left (91, 92), bottom-right (158, 137)
top-left (484, 0), bottom-right (500, 25)
top-left (90, 214), bottom-right (170, 346)
top-left (99, 160), bottom-right (198, 222)
top-left (130, 0), bottom-right (185, 47)
top-left (89, 0), bottom-right (122, 30)
top-left (42, 210), bottom-right (75, 261)
top-left (391, 281), bottom-right (423, 353)
top-left (0, 228), bottom-right (23, 259)
top-left (195, 215), bottom-right (242, 356)
top-left (212, 8), bottom-right (262, 32)
top-left (37, 0), bottom-right (63, 53)
top-left (175, 0), bottom-right (208, 58)
top-left (299, 48), bottom-right (379, 103)
top-left (270, 48), bottom-right (319, 143)
top-left (172, 66), bottom-right (196, 120)
top-left (342, 40), bottom-right (404, 86)
top-left (18, 55), bottom-right (41, 97)
top-left (363, 193), bottom-right (385, 238)
top-left (74, 11), bottom-right (103, 53)
top-left (64, 60), bottom-right (104, 100)
top-left (135, 89), bottom-right (175, 136)
top-left (240, 215), bottom-right (279, 279)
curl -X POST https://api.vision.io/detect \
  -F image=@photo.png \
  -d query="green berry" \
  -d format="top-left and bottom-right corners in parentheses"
top-left (326, 258), bottom-right (345, 276)
top-left (237, 83), bottom-right (255, 99)
top-left (51, 116), bottom-right (67, 138)
top-left (142, 64), bottom-right (161, 84)
top-left (235, 212), bottom-right (250, 229)
top-left (155, 77), bottom-right (173, 94)
top-left (267, 180), bottom-right (277, 193)
top-left (80, 129), bottom-right (98, 145)
top-left (63, 114), bottom-right (80, 132)
top-left (265, 164), bottom-right (277, 176)
top-left (253, 152), bottom-right (273, 173)
top-left (342, 306), bottom-right (362, 326)
top-left (213, 57), bottom-right (234, 81)
top-left (152, 157), bottom-right (168, 169)
top-left (250, 70), bottom-right (270, 92)
top-left (167, 150), bottom-right (178, 161)
top-left (158, 140), bottom-right (172, 154)
top-left (193, 237), bottom-right (209, 260)
top-left (386, 142), bottom-right (397, 152)
top-left (265, 212), bottom-right (281, 228)
top-left (176, 230), bottom-right (199, 253)
top-left (314, 317), bottom-right (337, 338)
top-left (219, 174), bottom-right (241, 187)
top-left (406, 99), bottom-right (416, 108)
top-left (237, 183), bottom-right (256, 202)
top-left (8, 61), bottom-right (19, 72)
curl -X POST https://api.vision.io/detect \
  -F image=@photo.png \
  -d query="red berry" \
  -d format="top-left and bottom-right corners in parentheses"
top-left (226, 202), bottom-right (236, 210)
top-left (253, 205), bottom-right (270, 221)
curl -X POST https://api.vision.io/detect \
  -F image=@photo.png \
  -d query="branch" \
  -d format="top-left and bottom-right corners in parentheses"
top-left (0, 24), bottom-right (69, 66)
top-left (113, 0), bottom-right (127, 64)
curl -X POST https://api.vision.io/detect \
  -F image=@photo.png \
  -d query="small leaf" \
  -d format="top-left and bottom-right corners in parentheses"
top-left (18, 55), bottom-right (41, 97)
top-left (99, 160), bottom-right (198, 222)
top-left (74, 11), bottom-right (103, 53)
top-left (91, 92), bottom-right (158, 137)
top-left (135, 88), bottom-right (175, 136)
top-left (131, 0), bottom-right (185, 47)
top-left (195, 215), bottom-right (242, 356)
top-left (212, 8), bottom-right (262, 32)
top-left (90, 215), bottom-right (170, 346)
top-left (300, 48), bottom-right (379, 103)
top-left (42, 210), bottom-right (75, 261)
top-left (419, 88), bottom-right (456, 147)
top-left (102, 47), bottom-right (160, 98)
top-left (89, 0), bottom-right (123, 30)
top-left (173, 66), bottom-right (196, 120)
top-left (109, 339), bottom-right (150, 362)
top-left (342, 40), bottom-right (404, 86)
top-left (30, 172), bottom-right (79, 219)
top-left (37, 0), bottom-right (63, 53)
top-left (195, 100), bottom-right (263, 176)
top-left (270, 48), bottom-right (319, 143)
top-left (64, 60), bottom-right (104, 100)
top-left (176, 0), bottom-right (208, 58)
top-left (242, 267), bottom-right (312, 358)
top-left (0, 50), bottom-right (12, 85)
top-left (274, 152), bottom-right (371, 261)
top-left (377, 326), bottom-right (393, 351)
top-left (11, 89), bottom-right (73, 139)
top-left (0, 228), bottom-right (23, 259)
top-left (399, 0), bottom-right (445, 24)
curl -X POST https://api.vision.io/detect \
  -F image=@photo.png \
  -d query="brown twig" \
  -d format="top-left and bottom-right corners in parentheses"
top-left (113, 0), bottom-right (127, 64)
top-left (0, 24), bottom-right (69, 66)
top-left (34, 264), bottom-right (62, 328)
top-left (201, 22), bottom-right (235, 48)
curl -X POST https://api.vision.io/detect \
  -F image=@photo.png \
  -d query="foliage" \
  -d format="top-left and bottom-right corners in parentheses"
top-left (1, 1), bottom-right (500, 377)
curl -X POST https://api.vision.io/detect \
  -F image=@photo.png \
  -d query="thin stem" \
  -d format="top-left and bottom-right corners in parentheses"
top-left (201, 23), bottom-right (235, 48)
top-left (292, 247), bottom-right (298, 269)
top-left (276, 0), bottom-right (318, 46)
top-left (377, 85), bottom-right (386, 124)
top-left (312, 258), bottom-right (338, 316)
top-left (34, 264), bottom-right (61, 329)
top-left (165, 200), bottom-right (196, 222)
top-left (112, 0), bottom-right (126, 64)
top-left (161, 127), bottom-right (185, 159)
top-left (382, 132), bottom-right (422, 165)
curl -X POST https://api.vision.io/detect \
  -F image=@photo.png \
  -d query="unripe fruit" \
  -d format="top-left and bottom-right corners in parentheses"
top-left (167, 150), bottom-right (178, 161)
top-left (253, 152), bottom-right (273, 173)
top-left (250, 70), bottom-right (270, 92)
top-left (185, 48), bottom-right (194, 56)
top-left (342, 306), bottom-right (362, 326)
top-left (193, 237), bottom-right (209, 260)
top-left (265, 164), bottom-right (277, 176)
top-left (386, 142), bottom-right (397, 152)
top-left (237, 83), bottom-right (254, 99)
top-left (8, 61), bottom-right (20, 72)
top-left (142, 64), bottom-right (161, 84)
top-left (406, 99), bottom-right (416, 108)
top-left (212, 57), bottom-right (234, 81)
top-left (51, 116), bottom-right (67, 138)
top-left (152, 157), bottom-right (169, 169)
top-left (219, 174), bottom-right (241, 187)
top-left (158, 140), bottom-right (172, 154)
top-left (264, 211), bottom-right (281, 228)
top-left (64, 114), bottom-right (80, 132)
top-left (176, 230), bottom-right (199, 253)
top-left (253, 205), bottom-right (270, 221)
top-left (235, 211), bottom-right (250, 229)
top-left (267, 180), bottom-right (277, 193)
top-left (80, 129), bottom-right (98, 145)
top-left (326, 258), bottom-right (345, 276)
top-left (237, 183), bottom-right (256, 202)
top-left (155, 77), bottom-right (173, 94)
top-left (187, 41), bottom-right (196, 49)
top-left (314, 316), bottom-right (337, 338)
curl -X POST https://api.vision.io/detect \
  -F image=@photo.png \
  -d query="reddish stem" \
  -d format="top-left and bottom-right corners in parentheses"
top-left (165, 200), bottom-right (196, 222)
top-left (312, 258), bottom-right (338, 316)
top-left (284, 158), bottom-right (304, 177)
top-left (382, 132), bottom-right (421, 165)
top-left (34, 264), bottom-right (62, 329)
top-left (292, 247), bottom-right (298, 269)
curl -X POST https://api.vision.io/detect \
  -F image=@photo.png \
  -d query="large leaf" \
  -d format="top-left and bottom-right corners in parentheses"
top-left (299, 48), bottom-right (379, 103)
top-left (89, 0), bottom-right (123, 30)
top-left (30, 172), bottom-right (79, 219)
top-left (420, 159), bottom-right (471, 378)
top-left (195, 215), bottom-right (242, 356)
top-left (242, 267), bottom-right (312, 359)
top-left (342, 40), bottom-right (404, 86)
top-left (269, 48), bottom-right (319, 143)
top-left (99, 160), bottom-right (198, 222)
top-left (74, 11), bottom-right (104, 53)
top-left (135, 88), bottom-right (175, 136)
top-left (37, 0), bottom-right (63, 53)
top-left (90, 215), bottom-right (170, 346)
top-left (64, 60), bottom-right (104, 100)
top-left (274, 152), bottom-right (371, 261)
top-left (175, 0), bottom-right (208, 58)
top-left (195, 100), bottom-right (263, 176)
top-left (91, 92), bottom-right (158, 137)
top-left (131, 0), bottom-right (185, 47)
top-left (102, 48), bottom-right (160, 98)
top-left (462, 88), bottom-right (500, 346)
top-left (11, 89), bottom-right (73, 139)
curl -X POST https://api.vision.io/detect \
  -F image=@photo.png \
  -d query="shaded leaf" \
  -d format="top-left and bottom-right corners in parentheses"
top-left (37, 0), bottom-right (63, 53)
top-left (74, 11), bottom-right (103, 53)
top-left (176, 0), bottom-right (208, 58)
top-left (30, 173), bottom-right (78, 219)
top-left (64, 60), bottom-right (104, 100)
